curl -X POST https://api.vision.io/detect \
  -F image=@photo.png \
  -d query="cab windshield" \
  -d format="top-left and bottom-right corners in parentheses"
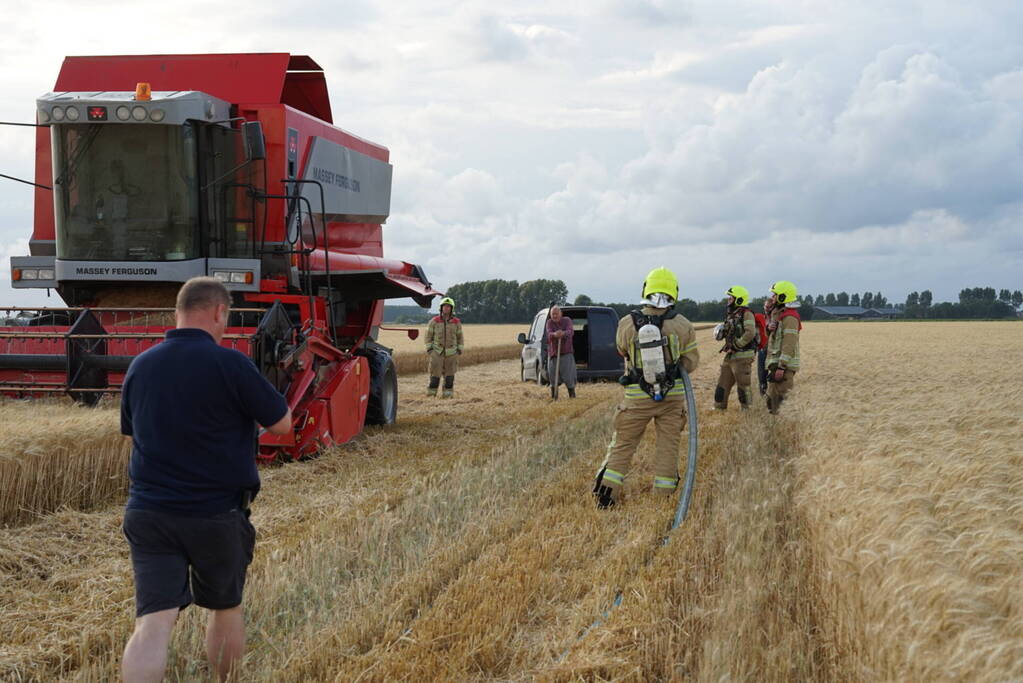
top-left (54, 123), bottom-right (200, 261)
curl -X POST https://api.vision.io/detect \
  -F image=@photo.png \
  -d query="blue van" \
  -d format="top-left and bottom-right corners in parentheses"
top-left (517, 306), bottom-right (623, 384)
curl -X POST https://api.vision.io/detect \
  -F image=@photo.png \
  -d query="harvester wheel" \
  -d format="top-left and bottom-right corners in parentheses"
top-left (365, 347), bottom-right (398, 425)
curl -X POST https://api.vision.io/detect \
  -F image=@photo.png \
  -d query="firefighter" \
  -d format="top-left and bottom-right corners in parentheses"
top-left (757, 297), bottom-right (774, 395)
top-left (593, 267), bottom-right (699, 508)
top-left (424, 297), bottom-right (464, 398)
top-left (713, 285), bottom-right (757, 410)
top-left (765, 280), bottom-right (801, 415)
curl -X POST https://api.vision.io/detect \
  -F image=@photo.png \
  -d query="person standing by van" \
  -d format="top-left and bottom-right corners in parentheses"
top-left (546, 306), bottom-right (577, 399)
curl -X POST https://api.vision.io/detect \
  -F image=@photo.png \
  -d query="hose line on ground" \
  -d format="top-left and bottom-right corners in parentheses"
top-left (559, 367), bottom-right (699, 661)
top-left (671, 366), bottom-right (699, 531)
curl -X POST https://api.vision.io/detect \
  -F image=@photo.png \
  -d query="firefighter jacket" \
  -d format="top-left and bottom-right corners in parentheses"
top-left (425, 314), bottom-right (464, 356)
top-left (616, 306), bottom-right (700, 401)
top-left (722, 307), bottom-right (757, 360)
top-left (767, 309), bottom-right (801, 371)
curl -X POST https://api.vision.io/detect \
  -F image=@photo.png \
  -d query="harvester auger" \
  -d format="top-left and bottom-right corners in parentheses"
top-left (0, 53), bottom-right (441, 461)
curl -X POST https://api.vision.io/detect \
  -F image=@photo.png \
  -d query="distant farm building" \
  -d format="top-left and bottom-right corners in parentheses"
top-left (814, 306), bottom-right (903, 320)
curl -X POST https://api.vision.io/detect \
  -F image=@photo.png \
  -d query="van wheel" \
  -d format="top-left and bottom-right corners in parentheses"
top-left (521, 359), bottom-right (527, 382)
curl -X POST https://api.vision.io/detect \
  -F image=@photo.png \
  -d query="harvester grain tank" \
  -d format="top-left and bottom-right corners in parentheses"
top-left (0, 53), bottom-right (440, 461)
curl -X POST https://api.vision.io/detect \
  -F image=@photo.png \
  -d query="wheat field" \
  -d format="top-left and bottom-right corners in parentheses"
top-left (380, 324), bottom-right (524, 377)
top-left (1, 322), bottom-right (1021, 680)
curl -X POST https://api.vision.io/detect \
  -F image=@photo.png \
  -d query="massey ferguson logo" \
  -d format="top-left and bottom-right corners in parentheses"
top-left (75, 267), bottom-right (159, 276)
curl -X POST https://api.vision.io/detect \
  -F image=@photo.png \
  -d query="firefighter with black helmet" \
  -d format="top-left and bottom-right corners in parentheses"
top-left (424, 297), bottom-right (464, 398)
top-left (713, 285), bottom-right (757, 410)
top-left (765, 280), bottom-right (801, 414)
top-left (592, 267), bottom-right (700, 508)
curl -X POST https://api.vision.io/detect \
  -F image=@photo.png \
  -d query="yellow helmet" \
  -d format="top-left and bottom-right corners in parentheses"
top-left (642, 267), bottom-right (679, 301)
top-left (439, 297), bottom-right (455, 311)
top-left (770, 281), bottom-right (798, 304)
top-left (726, 285), bottom-right (750, 307)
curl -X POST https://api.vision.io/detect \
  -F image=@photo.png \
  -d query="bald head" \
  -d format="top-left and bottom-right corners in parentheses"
top-left (175, 277), bottom-right (231, 342)
top-left (550, 306), bottom-right (562, 322)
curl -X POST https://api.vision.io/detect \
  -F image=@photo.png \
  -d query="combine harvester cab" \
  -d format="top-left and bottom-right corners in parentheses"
top-left (1, 53), bottom-right (440, 461)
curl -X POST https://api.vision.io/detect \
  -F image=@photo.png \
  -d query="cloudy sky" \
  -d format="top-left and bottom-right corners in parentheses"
top-left (1, 0), bottom-right (1021, 307)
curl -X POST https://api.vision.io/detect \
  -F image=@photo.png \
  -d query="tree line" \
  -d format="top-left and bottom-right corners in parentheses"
top-left (394, 279), bottom-right (1022, 324)
top-left (804, 287), bottom-right (1020, 319)
top-left (443, 279), bottom-right (568, 323)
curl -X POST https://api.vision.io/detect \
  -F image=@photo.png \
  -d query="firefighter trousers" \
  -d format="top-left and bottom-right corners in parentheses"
top-left (597, 394), bottom-right (686, 502)
top-left (428, 352), bottom-right (459, 378)
top-left (715, 356), bottom-right (754, 409)
top-left (766, 369), bottom-right (795, 414)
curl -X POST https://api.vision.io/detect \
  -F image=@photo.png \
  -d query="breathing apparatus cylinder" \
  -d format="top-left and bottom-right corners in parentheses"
top-left (637, 323), bottom-right (667, 401)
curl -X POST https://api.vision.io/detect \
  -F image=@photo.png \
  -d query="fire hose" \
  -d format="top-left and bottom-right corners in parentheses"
top-left (559, 366), bottom-right (698, 659)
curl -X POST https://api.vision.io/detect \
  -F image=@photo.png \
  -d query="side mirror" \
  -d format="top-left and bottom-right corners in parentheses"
top-left (517, 332), bottom-right (528, 344)
top-left (242, 121), bottom-right (266, 161)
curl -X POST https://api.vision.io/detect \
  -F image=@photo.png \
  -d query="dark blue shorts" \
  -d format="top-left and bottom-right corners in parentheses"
top-left (122, 508), bottom-right (255, 618)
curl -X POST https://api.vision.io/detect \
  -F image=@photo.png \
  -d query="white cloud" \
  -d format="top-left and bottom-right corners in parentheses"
top-left (0, 0), bottom-right (1021, 310)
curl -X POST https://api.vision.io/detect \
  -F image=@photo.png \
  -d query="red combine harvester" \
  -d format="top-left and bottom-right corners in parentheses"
top-left (1, 53), bottom-right (440, 461)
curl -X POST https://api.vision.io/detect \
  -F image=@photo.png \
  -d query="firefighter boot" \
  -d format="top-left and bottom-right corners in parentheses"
top-left (442, 375), bottom-right (455, 398)
top-left (737, 386), bottom-right (751, 411)
top-left (713, 386), bottom-right (728, 410)
top-left (427, 376), bottom-right (440, 397)
top-left (593, 465), bottom-right (625, 508)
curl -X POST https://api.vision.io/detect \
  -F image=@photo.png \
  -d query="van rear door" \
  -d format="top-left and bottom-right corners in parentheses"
top-left (587, 308), bottom-right (620, 372)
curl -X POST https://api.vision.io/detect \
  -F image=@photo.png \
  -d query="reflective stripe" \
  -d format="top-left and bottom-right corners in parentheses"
top-left (729, 350), bottom-right (755, 359)
top-left (624, 385), bottom-right (650, 399)
top-left (783, 329), bottom-right (799, 335)
top-left (682, 340), bottom-right (698, 353)
top-left (603, 468), bottom-right (625, 485)
top-left (654, 476), bottom-right (678, 489)
top-left (667, 335), bottom-right (680, 360)
top-left (779, 354), bottom-right (792, 362)
top-left (624, 384), bottom-right (686, 400)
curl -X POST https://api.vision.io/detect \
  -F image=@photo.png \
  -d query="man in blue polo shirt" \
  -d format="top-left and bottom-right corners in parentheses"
top-left (120, 277), bottom-right (291, 683)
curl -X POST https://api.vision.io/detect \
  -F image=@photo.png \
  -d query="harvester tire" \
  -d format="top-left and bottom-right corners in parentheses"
top-left (365, 346), bottom-right (398, 425)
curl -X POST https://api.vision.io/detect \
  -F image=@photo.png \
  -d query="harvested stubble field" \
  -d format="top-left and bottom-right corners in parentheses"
top-left (380, 324), bottom-right (523, 376)
top-left (1, 321), bottom-right (1021, 681)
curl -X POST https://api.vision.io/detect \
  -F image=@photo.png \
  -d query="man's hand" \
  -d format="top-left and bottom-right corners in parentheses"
top-left (773, 368), bottom-right (785, 382)
top-left (265, 407), bottom-right (293, 436)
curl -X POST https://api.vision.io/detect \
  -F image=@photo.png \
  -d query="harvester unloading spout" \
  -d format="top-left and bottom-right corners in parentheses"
top-left (0, 53), bottom-right (442, 461)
